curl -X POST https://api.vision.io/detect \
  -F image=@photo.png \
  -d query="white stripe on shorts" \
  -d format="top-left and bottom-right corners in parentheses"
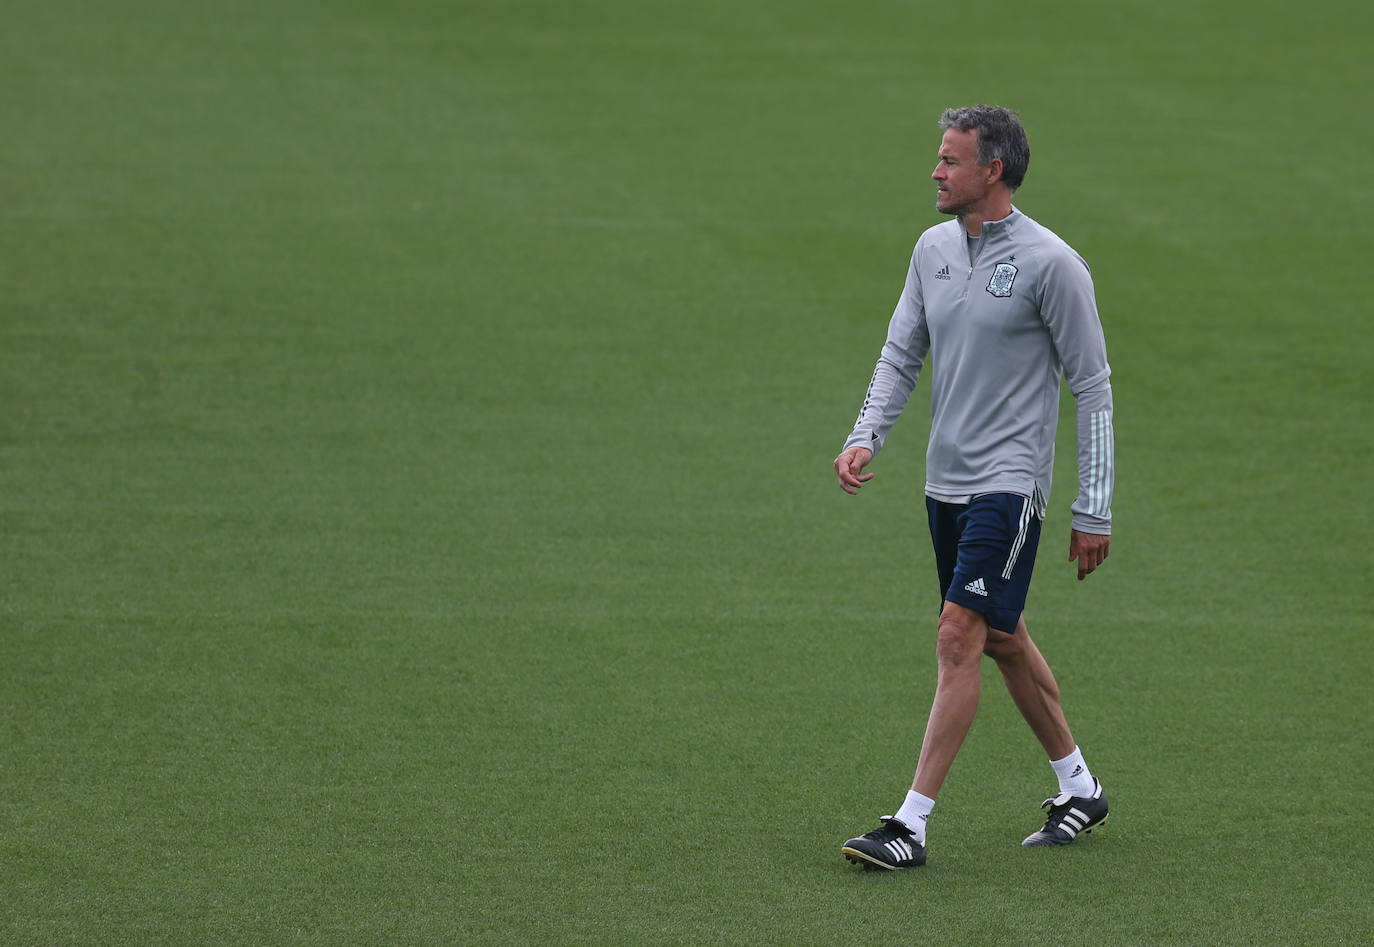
top-left (1002, 497), bottom-right (1032, 580)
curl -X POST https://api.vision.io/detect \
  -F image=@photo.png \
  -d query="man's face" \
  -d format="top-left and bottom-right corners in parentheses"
top-left (931, 127), bottom-right (994, 216)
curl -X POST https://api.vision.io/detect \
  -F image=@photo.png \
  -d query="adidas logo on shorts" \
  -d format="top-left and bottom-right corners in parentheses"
top-left (964, 577), bottom-right (988, 597)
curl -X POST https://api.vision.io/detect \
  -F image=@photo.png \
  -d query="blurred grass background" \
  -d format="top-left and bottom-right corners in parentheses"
top-left (2, 0), bottom-right (1371, 942)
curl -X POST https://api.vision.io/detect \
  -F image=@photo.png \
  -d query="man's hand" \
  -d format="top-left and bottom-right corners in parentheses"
top-left (1069, 529), bottom-right (1110, 581)
top-left (833, 447), bottom-right (875, 494)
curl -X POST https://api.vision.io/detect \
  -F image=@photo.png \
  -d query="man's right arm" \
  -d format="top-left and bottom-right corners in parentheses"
top-left (842, 245), bottom-right (930, 458)
top-left (835, 244), bottom-right (930, 491)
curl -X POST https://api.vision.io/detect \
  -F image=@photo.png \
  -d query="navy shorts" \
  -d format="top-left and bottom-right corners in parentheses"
top-left (926, 493), bottom-right (1042, 634)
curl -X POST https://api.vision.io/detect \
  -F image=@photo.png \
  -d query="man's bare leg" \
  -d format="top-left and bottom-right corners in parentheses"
top-left (910, 601), bottom-right (989, 798)
top-left (982, 616), bottom-right (1074, 760)
top-left (983, 615), bottom-right (1108, 848)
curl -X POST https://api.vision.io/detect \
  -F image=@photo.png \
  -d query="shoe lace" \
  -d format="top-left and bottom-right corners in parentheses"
top-left (1037, 792), bottom-right (1072, 828)
top-left (863, 816), bottom-right (909, 842)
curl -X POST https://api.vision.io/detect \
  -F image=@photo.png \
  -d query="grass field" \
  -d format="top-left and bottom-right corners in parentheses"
top-left (3, 0), bottom-right (1372, 943)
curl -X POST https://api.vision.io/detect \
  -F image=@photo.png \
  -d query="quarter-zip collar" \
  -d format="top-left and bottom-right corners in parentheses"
top-left (970, 205), bottom-right (1023, 238)
top-left (958, 206), bottom-right (1023, 275)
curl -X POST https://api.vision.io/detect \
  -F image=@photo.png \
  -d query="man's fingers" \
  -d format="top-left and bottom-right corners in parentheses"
top-left (833, 451), bottom-right (874, 494)
top-left (1075, 544), bottom-right (1095, 580)
top-left (1070, 531), bottom-right (1109, 580)
top-left (1078, 552), bottom-right (1102, 580)
top-left (834, 460), bottom-right (858, 493)
top-left (836, 470), bottom-right (872, 494)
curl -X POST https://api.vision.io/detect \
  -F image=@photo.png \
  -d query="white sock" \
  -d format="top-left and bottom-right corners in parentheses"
top-left (894, 790), bottom-right (934, 844)
top-left (1050, 746), bottom-right (1095, 797)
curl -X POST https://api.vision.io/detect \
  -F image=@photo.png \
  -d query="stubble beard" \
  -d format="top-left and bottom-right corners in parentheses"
top-left (934, 186), bottom-right (989, 219)
top-left (935, 189), bottom-right (969, 217)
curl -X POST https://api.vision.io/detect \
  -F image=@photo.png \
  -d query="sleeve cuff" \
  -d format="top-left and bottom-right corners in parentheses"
top-left (1070, 512), bottom-right (1111, 535)
top-left (843, 431), bottom-right (881, 456)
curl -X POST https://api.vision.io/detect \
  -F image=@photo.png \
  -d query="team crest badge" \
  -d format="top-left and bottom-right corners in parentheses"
top-left (986, 263), bottom-right (1018, 297)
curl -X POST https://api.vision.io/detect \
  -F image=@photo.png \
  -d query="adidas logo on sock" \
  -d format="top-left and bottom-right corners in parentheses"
top-left (1070, 764), bottom-right (1084, 778)
top-left (964, 577), bottom-right (988, 597)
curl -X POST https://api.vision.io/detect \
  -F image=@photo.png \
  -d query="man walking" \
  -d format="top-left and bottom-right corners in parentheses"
top-left (834, 105), bottom-right (1115, 870)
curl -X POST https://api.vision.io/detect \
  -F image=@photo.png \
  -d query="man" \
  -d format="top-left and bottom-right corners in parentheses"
top-left (834, 105), bottom-right (1115, 870)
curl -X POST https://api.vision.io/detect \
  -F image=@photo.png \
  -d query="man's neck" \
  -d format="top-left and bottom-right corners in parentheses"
top-left (958, 196), bottom-right (1014, 236)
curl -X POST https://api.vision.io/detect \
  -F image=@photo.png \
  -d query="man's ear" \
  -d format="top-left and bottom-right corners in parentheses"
top-left (985, 158), bottom-right (1004, 185)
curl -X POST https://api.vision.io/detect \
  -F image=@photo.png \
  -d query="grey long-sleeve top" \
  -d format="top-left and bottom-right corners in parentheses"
top-left (844, 208), bottom-right (1114, 534)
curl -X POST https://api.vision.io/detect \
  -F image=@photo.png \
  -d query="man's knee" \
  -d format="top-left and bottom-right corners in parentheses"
top-left (983, 614), bottom-right (1032, 658)
top-left (982, 627), bottom-right (1021, 662)
top-left (936, 603), bottom-right (988, 669)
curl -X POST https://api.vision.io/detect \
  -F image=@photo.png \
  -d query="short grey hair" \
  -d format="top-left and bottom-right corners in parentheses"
top-left (939, 105), bottom-right (1030, 192)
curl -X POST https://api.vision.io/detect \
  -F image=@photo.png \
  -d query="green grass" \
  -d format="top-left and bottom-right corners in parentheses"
top-left (3, 0), bottom-right (1372, 942)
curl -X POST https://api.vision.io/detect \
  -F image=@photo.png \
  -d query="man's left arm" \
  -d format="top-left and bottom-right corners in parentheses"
top-left (1039, 248), bottom-right (1114, 580)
